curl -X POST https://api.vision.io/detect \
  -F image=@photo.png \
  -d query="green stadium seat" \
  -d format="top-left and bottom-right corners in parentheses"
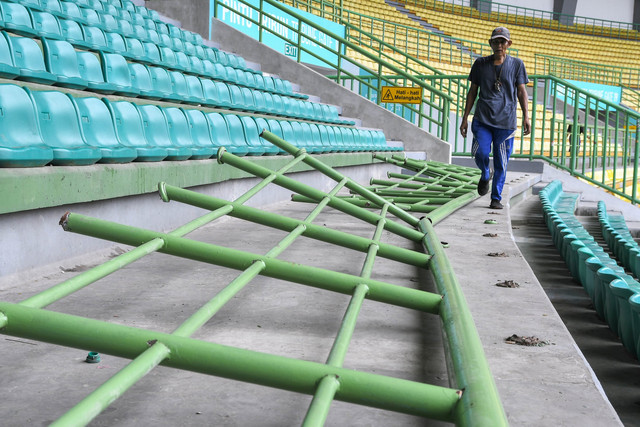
top-left (69, 95), bottom-right (138, 163)
top-left (136, 104), bottom-right (192, 160)
top-left (27, 88), bottom-right (102, 165)
top-left (7, 35), bottom-right (57, 84)
top-left (205, 112), bottom-right (248, 156)
top-left (224, 114), bottom-right (262, 155)
top-left (41, 38), bottom-right (86, 89)
top-left (0, 84), bottom-right (54, 167)
top-left (102, 99), bottom-right (167, 162)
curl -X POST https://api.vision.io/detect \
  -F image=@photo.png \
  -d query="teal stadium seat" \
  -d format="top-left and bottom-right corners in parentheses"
top-left (300, 122), bottom-right (325, 153)
top-left (59, 19), bottom-right (85, 46)
top-left (240, 115), bottom-right (277, 155)
top-left (41, 38), bottom-right (86, 89)
top-left (60, 1), bottom-right (86, 24)
top-left (184, 74), bottom-right (206, 103)
top-left (147, 66), bottom-right (179, 101)
top-left (76, 50), bottom-right (117, 93)
top-left (0, 84), bottom-right (54, 167)
top-left (103, 99), bottom-right (167, 161)
top-left (278, 120), bottom-right (297, 146)
top-left (212, 81), bottom-right (233, 108)
top-left (27, 88), bottom-right (102, 165)
top-left (163, 107), bottom-right (213, 159)
top-left (80, 7), bottom-right (101, 28)
top-left (31, 10), bottom-right (63, 39)
top-left (7, 35), bottom-right (57, 84)
top-left (182, 108), bottom-right (223, 154)
top-left (68, 95), bottom-right (138, 163)
top-left (0, 32), bottom-right (20, 78)
top-left (128, 62), bottom-right (163, 99)
top-left (205, 112), bottom-right (248, 156)
top-left (105, 31), bottom-right (127, 55)
top-left (41, 0), bottom-right (63, 15)
top-left (82, 25), bottom-right (108, 51)
top-left (0, 2), bottom-right (38, 37)
top-left (100, 52), bottom-right (137, 95)
top-left (224, 114), bottom-right (263, 155)
top-left (136, 104), bottom-right (192, 160)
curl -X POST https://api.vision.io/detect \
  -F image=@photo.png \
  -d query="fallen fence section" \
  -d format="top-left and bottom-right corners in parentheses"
top-left (0, 132), bottom-right (506, 426)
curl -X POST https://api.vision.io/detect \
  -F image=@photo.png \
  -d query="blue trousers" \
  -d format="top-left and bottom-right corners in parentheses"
top-left (471, 120), bottom-right (516, 201)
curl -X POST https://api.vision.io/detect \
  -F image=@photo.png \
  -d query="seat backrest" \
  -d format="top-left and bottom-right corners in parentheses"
top-left (183, 108), bottom-right (220, 149)
top-left (101, 52), bottom-right (133, 90)
top-left (42, 38), bottom-right (82, 81)
top-left (72, 96), bottom-right (121, 148)
top-left (128, 62), bottom-right (153, 93)
top-left (205, 112), bottom-right (235, 150)
top-left (105, 99), bottom-right (148, 147)
top-left (82, 25), bottom-right (107, 50)
top-left (147, 65), bottom-right (172, 96)
top-left (136, 104), bottom-right (173, 148)
top-left (0, 84), bottom-right (45, 149)
top-left (31, 10), bottom-right (62, 39)
top-left (28, 89), bottom-right (85, 149)
top-left (59, 18), bottom-right (84, 43)
top-left (163, 106), bottom-right (195, 148)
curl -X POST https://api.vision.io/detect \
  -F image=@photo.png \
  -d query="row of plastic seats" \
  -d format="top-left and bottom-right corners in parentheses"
top-left (0, 34), bottom-right (344, 123)
top-left (0, 1), bottom-right (259, 76)
top-left (540, 181), bottom-right (640, 360)
top-left (0, 83), bottom-right (395, 167)
top-left (598, 201), bottom-right (640, 280)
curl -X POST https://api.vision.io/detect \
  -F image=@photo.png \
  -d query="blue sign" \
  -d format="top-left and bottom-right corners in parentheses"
top-left (212, 0), bottom-right (345, 68)
top-left (553, 79), bottom-right (622, 111)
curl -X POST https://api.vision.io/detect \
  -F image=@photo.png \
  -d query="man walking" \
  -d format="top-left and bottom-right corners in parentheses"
top-left (460, 26), bottom-right (530, 209)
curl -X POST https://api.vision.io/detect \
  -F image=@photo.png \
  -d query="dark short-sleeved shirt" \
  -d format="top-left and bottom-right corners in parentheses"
top-left (468, 54), bottom-right (528, 130)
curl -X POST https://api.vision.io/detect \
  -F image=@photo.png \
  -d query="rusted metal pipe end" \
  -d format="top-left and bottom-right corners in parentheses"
top-left (158, 182), bottom-right (170, 203)
top-left (258, 128), bottom-right (268, 137)
top-left (59, 211), bottom-right (71, 230)
top-left (216, 147), bottom-right (227, 164)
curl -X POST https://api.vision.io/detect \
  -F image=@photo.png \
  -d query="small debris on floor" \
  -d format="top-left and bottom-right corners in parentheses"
top-left (505, 334), bottom-right (550, 347)
top-left (487, 211), bottom-right (500, 215)
top-left (483, 233), bottom-right (498, 237)
top-left (484, 219), bottom-right (497, 224)
top-left (512, 226), bottom-right (520, 230)
top-left (488, 252), bottom-right (508, 257)
top-left (496, 280), bottom-right (519, 288)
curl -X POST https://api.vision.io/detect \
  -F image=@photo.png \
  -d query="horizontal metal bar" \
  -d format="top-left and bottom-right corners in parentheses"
top-left (217, 148), bottom-right (425, 242)
top-left (259, 131), bottom-right (422, 227)
top-left (159, 184), bottom-right (430, 268)
top-left (0, 302), bottom-right (461, 421)
top-left (60, 213), bottom-right (441, 313)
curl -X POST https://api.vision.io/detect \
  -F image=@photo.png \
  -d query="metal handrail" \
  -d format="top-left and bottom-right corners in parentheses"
top-left (534, 54), bottom-right (640, 89)
top-left (213, 0), bottom-right (453, 139)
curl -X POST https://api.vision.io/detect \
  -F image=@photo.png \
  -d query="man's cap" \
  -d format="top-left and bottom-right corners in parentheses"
top-left (490, 26), bottom-right (510, 40)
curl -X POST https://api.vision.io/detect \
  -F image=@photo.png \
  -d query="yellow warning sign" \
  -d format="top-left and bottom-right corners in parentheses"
top-left (381, 86), bottom-right (423, 104)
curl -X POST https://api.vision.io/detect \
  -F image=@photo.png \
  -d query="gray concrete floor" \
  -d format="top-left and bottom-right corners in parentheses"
top-left (0, 169), bottom-right (632, 426)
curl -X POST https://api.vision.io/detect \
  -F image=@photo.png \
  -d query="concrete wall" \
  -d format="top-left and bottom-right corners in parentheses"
top-left (0, 163), bottom-right (398, 289)
top-left (144, 0), bottom-right (210, 36)
top-left (574, 0), bottom-right (635, 23)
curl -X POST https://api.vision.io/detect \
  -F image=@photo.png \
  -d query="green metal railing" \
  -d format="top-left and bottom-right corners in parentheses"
top-left (400, 0), bottom-right (640, 40)
top-left (213, 0), bottom-right (453, 140)
top-left (535, 54), bottom-right (640, 89)
top-left (0, 133), bottom-right (509, 425)
top-left (285, 0), bottom-right (516, 67)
